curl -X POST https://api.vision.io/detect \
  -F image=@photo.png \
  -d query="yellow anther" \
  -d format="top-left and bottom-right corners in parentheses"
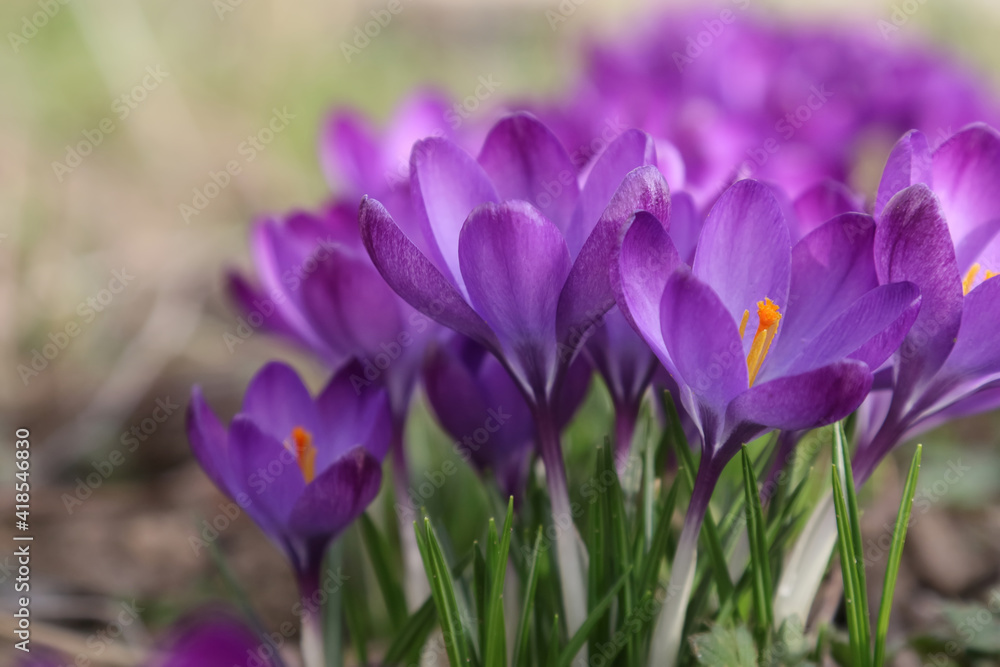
top-left (743, 298), bottom-right (781, 387)
top-left (962, 263), bottom-right (981, 295)
top-left (739, 310), bottom-right (749, 339)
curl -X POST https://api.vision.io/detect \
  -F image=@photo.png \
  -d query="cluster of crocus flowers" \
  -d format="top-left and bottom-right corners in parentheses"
top-left (175, 10), bottom-right (1000, 667)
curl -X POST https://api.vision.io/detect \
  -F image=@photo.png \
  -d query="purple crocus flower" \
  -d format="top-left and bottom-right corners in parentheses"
top-left (149, 612), bottom-right (285, 667)
top-left (850, 123), bottom-right (1000, 480)
top-left (423, 334), bottom-right (591, 500)
top-left (614, 178), bottom-right (920, 663)
top-left (187, 361), bottom-right (387, 665)
top-left (360, 111), bottom-right (670, 630)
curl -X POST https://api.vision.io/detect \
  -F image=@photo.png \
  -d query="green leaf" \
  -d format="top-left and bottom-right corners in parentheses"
top-left (484, 498), bottom-right (514, 667)
top-left (833, 421), bottom-right (871, 646)
top-left (832, 463), bottom-right (868, 667)
top-left (415, 518), bottom-right (471, 667)
top-left (556, 568), bottom-right (632, 667)
top-left (661, 392), bottom-right (735, 606)
top-left (741, 445), bottom-right (774, 646)
top-left (514, 527), bottom-right (544, 667)
top-left (638, 474), bottom-right (680, 598)
top-left (873, 444), bottom-right (921, 667)
top-left (381, 552), bottom-right (473, 666)
top-left (690, 625), bottom-right (757, 667)
top-left (322, 541), bottom-right (345, 667)
top-left (358, 513), bottom-right (407, 627)
top-left (344, 583), bottom-right (369, 667)
top-left (473, 542), bottom-right (488, 661)
top-left (603, 446), bottom-right (637, 666)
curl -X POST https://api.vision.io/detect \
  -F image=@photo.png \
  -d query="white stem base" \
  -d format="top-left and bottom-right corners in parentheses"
top-left (773, 491), bottom-right (837, 627)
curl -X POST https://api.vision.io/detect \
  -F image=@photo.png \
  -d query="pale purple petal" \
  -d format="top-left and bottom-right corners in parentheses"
top-left (875, 184), bottom-right (964, 389)
top-left (360, 197), bottom-right (499, 348)
top-left (459, 201), bottom-right (571, 390)
top-left (874, 130), bottom-right (931, 219)
top-left (477, 112), bottom-right (579, 233)
top-left (557, 165), bottom-right (670, 347)
top-left (241, 362), bottom-right (320, 444)
top-left (660, 270), bottom-right (748, 410)
top-left (567, 129), bottom-right (657, 254)
top-left (692, 179), bottom-right (791, 354)
top-left (410, 137), bottom-right (499, 286)
top-left (793, 180), bottom-right (862, 239)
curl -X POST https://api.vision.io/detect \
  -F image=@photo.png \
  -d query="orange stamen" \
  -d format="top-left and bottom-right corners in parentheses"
top-left (739, 309), bottom-right (749, 338)
top-left (289, 426), bottom-right (317, 483)
top-left (744, 298), bottom-right (781, 387)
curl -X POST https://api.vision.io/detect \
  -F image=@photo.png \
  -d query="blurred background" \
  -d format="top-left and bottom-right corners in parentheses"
top-left (4, 0), bottom-right (1000, 664)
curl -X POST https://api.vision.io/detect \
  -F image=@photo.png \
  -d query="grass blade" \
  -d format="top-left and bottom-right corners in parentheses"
top-left (833, 421), bottom-right (871, 650)
top-left (415, 518), bottom-right (471, 667)
top-left (832, 463), bottom-right (867, 667)
top-left (556, 568), bottom-right (632, 667)
top-left (741, 446), bottom-right (774, 647)
top-left (638, 474), bottom-right (680, 597)
top-left (358, 513), bottom-right (408, 627)
top-left (873, 444), bottom-right (921, 667)
top-left (514, 527), bottom-right (544, 667)
top-left (484, 498), bottom-right (514, 667)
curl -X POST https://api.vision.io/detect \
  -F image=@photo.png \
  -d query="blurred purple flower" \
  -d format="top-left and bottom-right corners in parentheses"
top-left (149, 612), bottom-right (284, 667)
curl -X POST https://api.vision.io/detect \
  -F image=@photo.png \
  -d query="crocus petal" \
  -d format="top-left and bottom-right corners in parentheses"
top-left (874, 130), bottom-right (931, 219)
top-left (567, 129), bottom-right (657, 254)
top-left (613, 211), bottom-right (681, 376)
top-left (229, 416), bottom-right (305, 529)
top-left (779, 282), bottom-right (921, 377)
top-left (299, 251), bottom-right (403, 361)
top-left (692, 179), bottom-right (791, 352)
top-left (557, 165), bottom-right (670, 347)
top-left (793, 180), bottom-right (862, 239)
top-left (187, 387), bottom-right (232, 498)
top-left (931, 123), bottom-right (1000, 256)
top-left (875, 185), bottom-right (964, 388)
top-left (360, 197), bottom-right (499, 348)
top-left (315, 360), bottom-right (393, 467)
top-left (478, 112), bottom-right (579, 233)
top-left (459, 201), bottom-right (572, 391)
top-left (320, 110), bottom-right (382, 195)
top-left (152, 613), bottom-right (281, 667)
top-left (727, 360), bottom-right (872, 432)
top-left (410, 137), bottom-right (499, 287)
top-left (668, 191), bottom-right (701, 265)
top-left (771, 213), bottom-right (878, 373)
top-left (288, 449), bottom-right (382, 539)
top-left (660, 270), bottom-right (749, 411)
top-left (240, 361), bottom-right (320, 444)
top-left (226, 271), bottom-right (298, 341)
top-left (936, 276), bottom-right (1000, 384)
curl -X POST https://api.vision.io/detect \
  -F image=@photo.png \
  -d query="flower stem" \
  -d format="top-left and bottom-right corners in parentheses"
top-left (613, 400), bottom-right (639, 476)
top-left (648, 459), bottom-right (720, 667)
top-left (297, 571), bottom-right (326, 667)
top-left (389, 418), bottom-right (429, 610)
top-left (534, 405), bottom-right (588, 636)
